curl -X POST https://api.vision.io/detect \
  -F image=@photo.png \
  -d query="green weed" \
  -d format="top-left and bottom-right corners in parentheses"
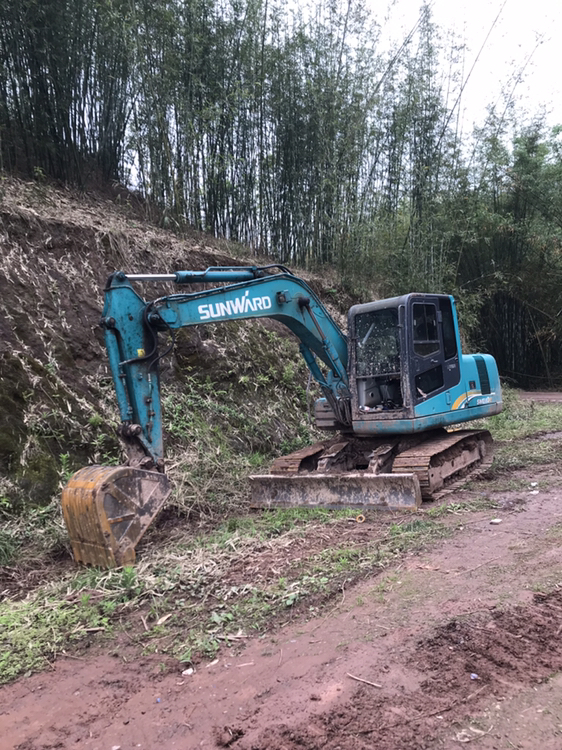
top-left (0, 500), bottom-right (69, 564)
top-left (485, 388), bottom-right (562, 441)
top-left (210, 507), bottom-right (355, 545)
top-left (177, 635), bottom-right (220, 664)
top-left (0, 587), bottom-right (114, 683)
top-left (59, 453), bottom-right (74, 483)
top-left (0, 529), bottom-right (19, 565)
top-left (88, 413), bottom-right (104, 428)
top-left (493, 440), bottom-right (561, 471)
top-left (425, 496), bottom-right (498, 518)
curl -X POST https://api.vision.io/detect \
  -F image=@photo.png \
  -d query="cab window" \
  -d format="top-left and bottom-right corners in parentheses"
top-left (440, 298), bottom-right (457, 360)
top-left (355, 309), bottom-right (400, 376)
top-left (413, 303), bottom-right (440, 357)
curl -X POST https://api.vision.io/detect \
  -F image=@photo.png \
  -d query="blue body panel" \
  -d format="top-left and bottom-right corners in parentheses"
top-left (352, 353), bottom-right (502, 436)
top-left (155, 275), bottom-right (349, 384)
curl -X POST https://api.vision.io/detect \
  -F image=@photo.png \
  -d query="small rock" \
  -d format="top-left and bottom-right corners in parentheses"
top-left (489, 518), bottom-right (502, 525)
top-left (182, 667), bottom-right (195, 676)
top-left (530, 490), bottom-right (539, 495)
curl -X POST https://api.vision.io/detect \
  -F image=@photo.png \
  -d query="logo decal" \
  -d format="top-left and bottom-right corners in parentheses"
top-left (476, 396), bottom-right (492, 405)
top-left (198, 291), bottom-right (272, 321)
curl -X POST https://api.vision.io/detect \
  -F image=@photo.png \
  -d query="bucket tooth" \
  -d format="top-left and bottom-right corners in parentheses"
top-left (61, 465), bottom-right (171, 568)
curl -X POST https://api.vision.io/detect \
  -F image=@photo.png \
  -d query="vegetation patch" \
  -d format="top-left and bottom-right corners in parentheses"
top-left (0, 566), bottom-right (143, 683)
top-left (426, 496), bottom-right (499, 518)
top-left (0, 509), bottom-right (452, 683)
top-left (484, 388), bottom-right (562, 442)
top-left (470, 388), bottom-right (562, 476)
top-left (2, 380), bottom-right (562, 684)
top-left (492, 439), bottom-right (562, 472)
top-left (163, 321), bottom-right (320, 520)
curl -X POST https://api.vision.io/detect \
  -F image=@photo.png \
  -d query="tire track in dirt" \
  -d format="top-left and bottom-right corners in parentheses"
top-left (246, 589), bottom-right (562, 750)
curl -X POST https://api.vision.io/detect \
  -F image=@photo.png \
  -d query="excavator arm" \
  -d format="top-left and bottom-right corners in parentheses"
top-left (62, 266), bottom-right (500, 568)
top-left (62, 266), bottom-right (357, 567)
top-left (100, 266), bottom-right (351, 470)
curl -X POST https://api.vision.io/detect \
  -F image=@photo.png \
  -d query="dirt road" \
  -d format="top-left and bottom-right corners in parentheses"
top-left (2, 458), bottom-right (562, 750)
top-left (517, 391), bottom-right (562, 403)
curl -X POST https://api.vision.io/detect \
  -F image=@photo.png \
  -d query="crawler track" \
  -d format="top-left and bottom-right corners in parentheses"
top-left (258, 429), bottom-right (493, 505)
top-left (392, 430), bottom-right (493, 499)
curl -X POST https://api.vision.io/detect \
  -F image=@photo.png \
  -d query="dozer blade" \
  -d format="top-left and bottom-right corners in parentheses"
top-left (250, 472), bottom-right (421, 511)
top-left (61, 465), bottom-right (171, 568)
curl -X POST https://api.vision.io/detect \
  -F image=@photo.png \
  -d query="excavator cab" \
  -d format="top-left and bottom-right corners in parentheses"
top-left (346, 293), bottom-right (500, 434)
top-left (352, 302), bottom-right (404, 412)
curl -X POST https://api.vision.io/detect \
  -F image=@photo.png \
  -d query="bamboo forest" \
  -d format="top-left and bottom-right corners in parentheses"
top-left (1, 0), bottom-right (562, 385)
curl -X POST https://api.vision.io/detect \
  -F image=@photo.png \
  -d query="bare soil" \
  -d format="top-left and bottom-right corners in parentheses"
top-left (2, 455), bottom-right (562, 750)
top-left (517, 391), bottom-right (562, 402)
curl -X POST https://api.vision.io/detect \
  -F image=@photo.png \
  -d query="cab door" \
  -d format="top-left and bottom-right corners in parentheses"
top-left (409, 296), bottom-right (460, 404)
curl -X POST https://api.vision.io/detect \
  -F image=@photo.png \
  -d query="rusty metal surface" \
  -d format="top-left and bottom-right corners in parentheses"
top-left (269, 440), bottom-right (334, 474)
top-left (250, 472), bottom-right (421, 510)
top-left (392, 429), bottom-right (493, 498)
top-left (61, 465), bottom-right (171, 568)
top-left (269, 436), bottom-right (402, 476)
top-left (254, 430), bottom-right (493, 510)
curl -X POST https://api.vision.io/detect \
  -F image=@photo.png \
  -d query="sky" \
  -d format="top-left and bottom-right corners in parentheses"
top-left (377, 0), bottom-right (562, 131)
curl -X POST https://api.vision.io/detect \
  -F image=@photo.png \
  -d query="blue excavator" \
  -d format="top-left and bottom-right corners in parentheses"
top-left (61, 265), bottom-right (502, 567)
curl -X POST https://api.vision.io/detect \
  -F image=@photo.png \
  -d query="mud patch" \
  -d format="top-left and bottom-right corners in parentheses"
top-left (494, 494), bottom-right (529, 510)
top-left (0, 559), bottom-right (75, 601)
top-left (224, 520), bottom-right (387, 586)
top-left (243, 589), bottom-right (562, 749)
top-left (417, 589), bottom-right (562, 693)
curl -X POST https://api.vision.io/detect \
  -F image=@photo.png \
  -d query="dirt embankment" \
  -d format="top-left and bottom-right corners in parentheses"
top-left (0, 179), bottom-right (240, 505)
top-left (0, 177), bottom-right (351, 511)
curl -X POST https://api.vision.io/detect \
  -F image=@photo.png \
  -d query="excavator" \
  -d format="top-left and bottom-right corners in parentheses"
top-left (61, 265), bottom-right (502, 567)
